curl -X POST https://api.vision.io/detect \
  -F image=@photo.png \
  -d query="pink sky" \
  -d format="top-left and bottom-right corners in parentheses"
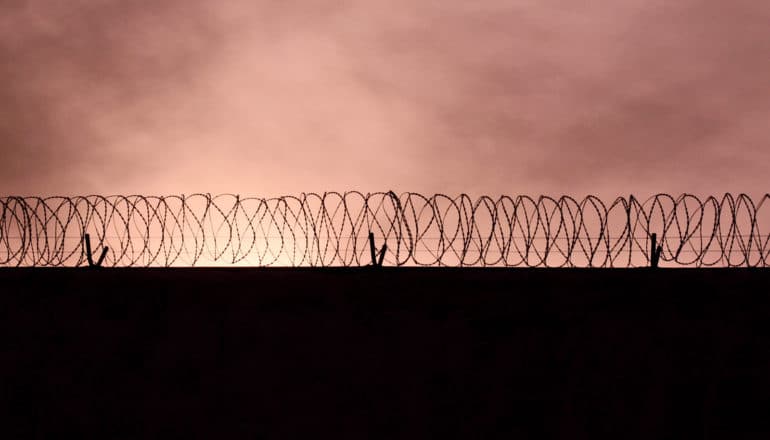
top-left (1, 0), bottom-right (768, 198)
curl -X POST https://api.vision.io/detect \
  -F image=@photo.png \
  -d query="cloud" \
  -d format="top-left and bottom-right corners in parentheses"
top-left (1, 0), bottom-right (768, 197)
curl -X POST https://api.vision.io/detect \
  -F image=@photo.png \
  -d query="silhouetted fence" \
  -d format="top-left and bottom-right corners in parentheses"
top-left (1, 193), bottom-right (768, 267)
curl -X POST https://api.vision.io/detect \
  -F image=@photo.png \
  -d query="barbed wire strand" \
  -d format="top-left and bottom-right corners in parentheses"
top-left (1, 192), bottom-right (768, 267)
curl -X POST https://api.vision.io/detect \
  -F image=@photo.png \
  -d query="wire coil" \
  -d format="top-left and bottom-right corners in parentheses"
top-left (1, 192), bottom-right (768, 267)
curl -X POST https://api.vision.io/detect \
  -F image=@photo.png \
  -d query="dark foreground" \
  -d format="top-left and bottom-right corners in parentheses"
top-left (1, 267), bottom-right (768, 438)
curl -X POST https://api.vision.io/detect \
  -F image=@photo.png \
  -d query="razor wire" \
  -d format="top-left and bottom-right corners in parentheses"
top-left (1, 192), bottom-right (769, 267)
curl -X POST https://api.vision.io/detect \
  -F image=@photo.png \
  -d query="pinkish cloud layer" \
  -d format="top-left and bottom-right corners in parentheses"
top-left (1, 0), bottom-right (768, 198)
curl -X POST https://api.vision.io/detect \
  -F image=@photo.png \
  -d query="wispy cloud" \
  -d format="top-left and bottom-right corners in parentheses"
top-left (1, 0), bottom-right (767, 197)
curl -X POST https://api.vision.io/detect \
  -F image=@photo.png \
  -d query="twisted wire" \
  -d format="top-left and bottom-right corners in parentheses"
top-left (1, 192), bottom-right (768, 267)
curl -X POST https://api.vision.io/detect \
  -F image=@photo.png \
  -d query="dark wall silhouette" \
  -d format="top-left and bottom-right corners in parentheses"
top-left (2, 267), bottom-right (769, 438)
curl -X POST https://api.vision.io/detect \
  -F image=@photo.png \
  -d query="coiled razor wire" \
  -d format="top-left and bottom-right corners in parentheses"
top-left (1, 192), bottom-right (769, 267)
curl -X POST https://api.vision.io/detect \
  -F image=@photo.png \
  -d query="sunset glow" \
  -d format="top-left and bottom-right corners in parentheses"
top-left (1, 1), bottom-right (768, 197)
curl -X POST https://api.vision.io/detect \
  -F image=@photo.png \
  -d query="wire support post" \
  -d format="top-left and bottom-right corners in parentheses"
top-left (650, 233), bottom-right (663, 268)
top-left (368, 232), bottom-right (387, 267)
top-left (83, 233), bottom-right (109, 268)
